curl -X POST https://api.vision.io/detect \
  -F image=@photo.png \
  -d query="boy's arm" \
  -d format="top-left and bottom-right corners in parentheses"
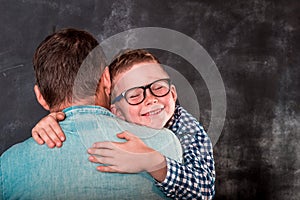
top-left (87, 128), bottom-right (215, 199)
top-left (31, 112), bottom-right (66, 148)
top-left (88, 131), bottom-right (168, 178)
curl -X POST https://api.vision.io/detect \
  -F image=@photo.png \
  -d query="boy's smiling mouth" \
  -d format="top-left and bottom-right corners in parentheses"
top-left (141, 107), bottom-right (164, 116)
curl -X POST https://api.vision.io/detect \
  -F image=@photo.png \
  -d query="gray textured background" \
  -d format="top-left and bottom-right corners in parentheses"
top-left (0, 0), bottom-right (299, 199)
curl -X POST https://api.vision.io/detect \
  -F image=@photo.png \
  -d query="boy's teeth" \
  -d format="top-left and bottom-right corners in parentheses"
top-left (149, 109), bottom-right (161, 115)
top-left (148, 109), bottom-right (161, 115)
top-left (144, 108), bottom-right (162, 116)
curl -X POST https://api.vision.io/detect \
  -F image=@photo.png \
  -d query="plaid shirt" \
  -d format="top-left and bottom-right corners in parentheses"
top-left (155, 105), bottom-right (215, 199)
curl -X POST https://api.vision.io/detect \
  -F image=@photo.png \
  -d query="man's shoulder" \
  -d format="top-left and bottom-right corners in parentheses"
top-left (116, 120), bottom-right (183, 162)
top-left (74, 112), bottom-right (177, 139)
top-left (61, 109), bottom-right (183, 163)
top-left (114, 117), bottom-right (177, 139)
top-left (1, 138), bottom-right (43, 162)
top-left (1, 138), bottom-right (41, 178)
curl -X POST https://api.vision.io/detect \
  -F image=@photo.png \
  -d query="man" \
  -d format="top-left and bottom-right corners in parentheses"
top-left (0, 28), bottom-right (182, 199)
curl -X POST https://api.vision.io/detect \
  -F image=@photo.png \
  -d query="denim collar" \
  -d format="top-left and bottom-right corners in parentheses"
top-left (62, 105), bottom-right (115, 118)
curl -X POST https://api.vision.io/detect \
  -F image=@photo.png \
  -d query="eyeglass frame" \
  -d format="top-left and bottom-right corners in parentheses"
top-left (111, 78), bottom-right (172, 105)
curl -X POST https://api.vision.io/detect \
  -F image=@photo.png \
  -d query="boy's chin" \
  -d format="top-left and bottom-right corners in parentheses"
top-left (132, 115), bottom-right (169, 129)
top-left (133, 120), bottom-right (165, 129)
top-left (144, 120), bottom-right (167, 130)
top-left (147, 125), bottom-right (164, 129)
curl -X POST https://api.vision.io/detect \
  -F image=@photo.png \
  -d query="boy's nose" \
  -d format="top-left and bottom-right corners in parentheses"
top-left (144, 89), bottom-right (158, 105)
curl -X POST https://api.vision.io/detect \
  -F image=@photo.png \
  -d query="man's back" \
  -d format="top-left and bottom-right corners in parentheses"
top-left (0, 106), bottom-right (182, 200)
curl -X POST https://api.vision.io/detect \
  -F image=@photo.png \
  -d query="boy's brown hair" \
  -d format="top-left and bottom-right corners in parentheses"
top-left (108, 49), bottom-right (160, 86)
top-left (33, 28), bottom-right (105, 109)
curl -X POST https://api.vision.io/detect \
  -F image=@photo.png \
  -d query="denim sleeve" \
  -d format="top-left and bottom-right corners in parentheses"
top-left (0, 157), bottom-right (4, 200)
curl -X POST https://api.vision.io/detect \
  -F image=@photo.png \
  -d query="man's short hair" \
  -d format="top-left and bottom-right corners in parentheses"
top-left (33, 28), bottom-right (106, 109)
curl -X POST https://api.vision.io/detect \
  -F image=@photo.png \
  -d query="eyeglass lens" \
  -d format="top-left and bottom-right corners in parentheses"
top-left (125, 79), bottom-right (170, 105)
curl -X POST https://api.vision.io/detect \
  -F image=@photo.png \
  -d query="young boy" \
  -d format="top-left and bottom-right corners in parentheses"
top-left (32, 49), bottom-right (215, 199)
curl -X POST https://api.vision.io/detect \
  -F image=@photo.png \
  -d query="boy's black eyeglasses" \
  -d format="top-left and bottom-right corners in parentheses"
top-left (111, 78), bottom-right (171, 105)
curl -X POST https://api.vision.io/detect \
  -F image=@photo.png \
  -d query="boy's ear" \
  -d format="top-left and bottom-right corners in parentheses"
top-left (110, 104), bottom-right (125, 120)
top-left (34, 85), bottom-right (50, 111)
top-left (170, 85), bottom-right (178, 102)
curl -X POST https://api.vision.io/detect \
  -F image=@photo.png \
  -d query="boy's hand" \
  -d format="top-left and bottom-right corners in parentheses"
top-left (32, 112), bottom-right (66, 148)
top-left (88, 131), bottom-right (166, 174)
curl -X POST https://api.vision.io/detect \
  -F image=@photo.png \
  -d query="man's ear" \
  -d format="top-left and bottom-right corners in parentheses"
top-left (170, 85), bottom-right (178, 102)
top-left (101, 66), bottom-right (111, 97)
top-left (34, 85), bottom-right (50, 111)
top-left (110, 104), bottom-right (125, 120)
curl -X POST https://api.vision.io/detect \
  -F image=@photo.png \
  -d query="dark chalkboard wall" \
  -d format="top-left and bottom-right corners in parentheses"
top-left (0, 0), bottom-right (299, 199)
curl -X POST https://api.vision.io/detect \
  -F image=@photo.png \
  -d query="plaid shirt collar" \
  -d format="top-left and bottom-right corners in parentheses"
top-left (165, 105), bottom-right (181, 129)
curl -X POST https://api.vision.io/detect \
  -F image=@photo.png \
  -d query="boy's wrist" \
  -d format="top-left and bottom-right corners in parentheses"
top-left (145, 152), bottom-right (167, 182)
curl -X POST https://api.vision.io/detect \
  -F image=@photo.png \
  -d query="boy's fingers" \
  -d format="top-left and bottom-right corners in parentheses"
top-left (48, 128), bottom-right (62, 147)
top-left (88, 156), bottom-right (98, 163)
top-left (32, 131), bottom-right (45, 145)
top-left (56, 112), bottom-right (66, 121)
top-left (88, 148), bottom-right (113, 157)
top-left (88, 155), bottom-right (114, 165)
top-left (92, 141), bottom-right (115, 149)
top-left (44, 114), bottom-right (65, 145)
top-left (38, 128), bottom-right (55, 148)
top-left (97, 166), bottom-right (119, 173)
top-left (117, 131), bottom-right (137, 141)
top-left (50, 124), bottom-right (65, 141)
top-left (58, 132), bottom-right (65, 142)
top-left (49, 112), bottom-right (65, 121)
top-left (40, 121), bottom-right (62, 147)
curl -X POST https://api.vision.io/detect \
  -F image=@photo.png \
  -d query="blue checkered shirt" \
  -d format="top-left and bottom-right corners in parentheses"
top-left (155, 105), bottom-right (215, 199)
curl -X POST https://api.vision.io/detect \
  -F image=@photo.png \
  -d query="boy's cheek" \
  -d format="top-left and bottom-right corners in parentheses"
top-left (111, 104), bottom-right (126, 120)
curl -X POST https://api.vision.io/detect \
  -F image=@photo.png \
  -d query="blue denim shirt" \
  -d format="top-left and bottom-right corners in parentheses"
top-left (0, 105), bottom-right (182, 200)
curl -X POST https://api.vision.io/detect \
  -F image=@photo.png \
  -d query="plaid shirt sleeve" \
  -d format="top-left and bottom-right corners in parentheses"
top-left (155, 106), bottom-right (215, 199)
